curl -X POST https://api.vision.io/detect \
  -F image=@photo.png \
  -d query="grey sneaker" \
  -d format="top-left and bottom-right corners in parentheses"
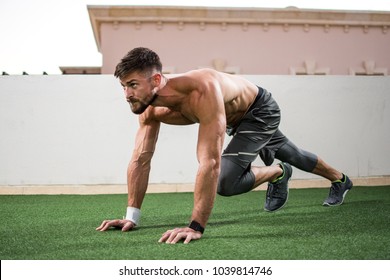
top-left (323, 175), bottom-right (353, 206)
top-left (264, 162), bottom-right (292, 212)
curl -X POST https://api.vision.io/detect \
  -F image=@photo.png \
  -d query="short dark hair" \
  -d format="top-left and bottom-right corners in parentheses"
top-left (114, 47), bottom-right (162, 79)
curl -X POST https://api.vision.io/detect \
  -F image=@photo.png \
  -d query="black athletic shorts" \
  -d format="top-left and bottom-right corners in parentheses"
top-left (218, 86), bottom-right (317, 196)
top-left (223, 87), bottom-right (289, 167)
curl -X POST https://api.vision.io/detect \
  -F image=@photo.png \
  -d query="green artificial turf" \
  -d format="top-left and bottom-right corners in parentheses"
top-left (0, 186), bottom-right (389, 260)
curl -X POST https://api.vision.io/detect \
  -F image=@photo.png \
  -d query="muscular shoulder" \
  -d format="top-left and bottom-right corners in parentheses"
top-left (173, 69), bottom-right (221, 91)
top-left (191, 69), bottom-right (224, 87)
top-left (180, 69), bottom-right (249, 98)
top-left (138, 106), bottom-right (158, 125)
top-left (140, 106), bottom-right (195, 126)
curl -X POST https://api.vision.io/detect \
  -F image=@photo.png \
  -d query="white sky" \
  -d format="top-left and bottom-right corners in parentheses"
top-left (1, 0), bottom-right (389, 74)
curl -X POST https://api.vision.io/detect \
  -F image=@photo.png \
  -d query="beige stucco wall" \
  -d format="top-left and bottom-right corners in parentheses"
top-left (100, 21), bottom-right (389, 75)
top-left (88, 6), bottom-right (390, 75)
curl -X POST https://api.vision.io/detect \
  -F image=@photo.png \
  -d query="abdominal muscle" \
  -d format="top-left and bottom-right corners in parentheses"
top-left (223, 86), bottom-right (258, 127)
top-left (212, 71), bottom-right (258, 127)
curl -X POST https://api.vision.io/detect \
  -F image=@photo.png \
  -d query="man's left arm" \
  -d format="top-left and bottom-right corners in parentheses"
top-left (158, 86), bottom-right (226, 244)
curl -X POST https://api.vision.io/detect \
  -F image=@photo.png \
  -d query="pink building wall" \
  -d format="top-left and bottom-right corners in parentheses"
top-left (89, 6), bottom-right (390, 75)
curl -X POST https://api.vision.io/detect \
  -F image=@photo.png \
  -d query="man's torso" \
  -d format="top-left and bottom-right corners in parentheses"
top-left (145, 69), bottom-right (259, 127)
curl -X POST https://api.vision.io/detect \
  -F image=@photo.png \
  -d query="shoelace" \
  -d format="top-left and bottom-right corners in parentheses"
top-left (267, 183), bottom-right (283, 199)
top-left (329, 184), bottom-right (340, 197)
top-left (266, 184), bottom-right (273, 198)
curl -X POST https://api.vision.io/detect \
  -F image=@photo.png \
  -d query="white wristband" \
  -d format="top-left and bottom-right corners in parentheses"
top-left (125, 207), bottom-right (141, 225)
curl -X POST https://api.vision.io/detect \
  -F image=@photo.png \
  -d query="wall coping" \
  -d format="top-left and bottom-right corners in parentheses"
top-left (88, 5), bottom-right (390, 51)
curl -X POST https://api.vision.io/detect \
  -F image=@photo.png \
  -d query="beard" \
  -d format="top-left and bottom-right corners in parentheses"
top-left (129, 91), bottom-right (158, 114)
top-left (130, 100), bottom-right (150, 114)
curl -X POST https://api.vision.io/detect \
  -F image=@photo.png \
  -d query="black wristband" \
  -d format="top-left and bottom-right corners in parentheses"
top-left (188, 220), bottom-right (205, 234)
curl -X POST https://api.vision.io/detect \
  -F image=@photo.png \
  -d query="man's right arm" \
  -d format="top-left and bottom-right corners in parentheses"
top-left (96, 111), bottom-right (160, 232)
top-left (126, 115), bottom-right (161, 214)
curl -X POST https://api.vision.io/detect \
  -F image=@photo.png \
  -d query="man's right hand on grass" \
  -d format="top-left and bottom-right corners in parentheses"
top-left (96, 219), bottom-right (135, 232)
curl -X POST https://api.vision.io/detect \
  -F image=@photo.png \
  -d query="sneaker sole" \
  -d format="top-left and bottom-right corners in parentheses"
top-left (322, 189), bottom-right (350, 207)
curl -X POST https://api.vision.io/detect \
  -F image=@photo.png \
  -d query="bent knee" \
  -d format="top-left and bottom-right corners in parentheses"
top-left (217, 170), bottom-right (255, 197)
top-left (217, 177), bottom-right (236, 197)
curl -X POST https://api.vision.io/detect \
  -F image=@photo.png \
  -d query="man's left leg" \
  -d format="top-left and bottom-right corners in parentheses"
top-left (217, 126), bottom-right (292, 211)
top-left (218, 156), bottom-right (284, 197)
top-left (253, 162), bottom-right (293, 212)
top-left (217, 87), bottom-right (292, 210)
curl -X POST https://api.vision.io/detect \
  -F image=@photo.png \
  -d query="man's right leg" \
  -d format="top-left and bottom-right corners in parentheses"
top-left (311, 157), bottom-right (353, 206)
top-left (275, 139), bottom-right (353, 206)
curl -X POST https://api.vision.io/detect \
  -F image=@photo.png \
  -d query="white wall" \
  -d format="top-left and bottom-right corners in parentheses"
top-left (0, 75), bottom-right (389, 186)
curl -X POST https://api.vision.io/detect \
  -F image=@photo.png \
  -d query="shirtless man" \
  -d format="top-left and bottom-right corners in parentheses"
top-left (96, 47), bottom-right (353, 244)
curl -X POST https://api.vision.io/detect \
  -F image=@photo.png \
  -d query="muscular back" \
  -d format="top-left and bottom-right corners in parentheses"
top-left (202, 69), bottom-right (258, 126)
top-left (148, 69), bottom-right (258, 127)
